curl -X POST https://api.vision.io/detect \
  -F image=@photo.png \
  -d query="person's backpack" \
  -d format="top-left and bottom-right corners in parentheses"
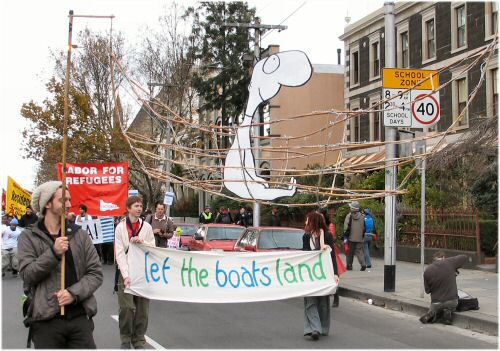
top-left (457, 289), bottom-right (480, 312)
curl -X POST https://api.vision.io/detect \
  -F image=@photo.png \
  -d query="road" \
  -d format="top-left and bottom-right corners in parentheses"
top-left (2, 265), bottom-right (497, 349)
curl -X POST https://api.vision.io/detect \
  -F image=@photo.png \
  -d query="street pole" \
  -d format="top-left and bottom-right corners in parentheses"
top-left (384, 1), bottom-right (397, 292)
top-left (60, 9), bottom-right (74, 316)
top-left (420, 127), bottom-right (427, 298)
top-left (253, 18), bottom-right (261, 227)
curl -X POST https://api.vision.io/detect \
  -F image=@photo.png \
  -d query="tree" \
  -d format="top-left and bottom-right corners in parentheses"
top-left (185, 1), bottom-right (256, 148)
top-left (21, 30), bottom-right (132, 186)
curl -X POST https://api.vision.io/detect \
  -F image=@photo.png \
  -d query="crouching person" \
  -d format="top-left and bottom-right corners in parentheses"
top-left (115, 196), bottom-right (155, 349)
top-left (420, 251), bottom-right (467, 325)
top-left (18, 181), bottom-right (103, 348)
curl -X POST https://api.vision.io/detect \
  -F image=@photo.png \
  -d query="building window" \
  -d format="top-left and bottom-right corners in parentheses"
top-left (451, 3), bottom-right (467, 51)
top-left (456, 5), bottom-right (466, 48)
top-left (372, 42), bottom-right (380, 78)
top-left (493, 68), bottom-right (498, 117)
top-left (426, 19), bottom-right (435, 59)
top-left (351, 50), bottom-right (360, 85)
top-left (354, 112), bottom-right (360, 142)
top-left (401, 31), bottom-right (409, 68)
top-left (486, 2), bottom-right (499, 39)
top-left (456, 77), bottom-right (468, 127)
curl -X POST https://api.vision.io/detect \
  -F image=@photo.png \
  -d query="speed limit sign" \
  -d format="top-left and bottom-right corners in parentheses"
top-left (411, 90), bottom-right (440, 127)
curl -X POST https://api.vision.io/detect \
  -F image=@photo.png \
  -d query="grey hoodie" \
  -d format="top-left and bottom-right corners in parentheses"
top-left (343, 211), bottom-right (365, 242)
top-left (18, 220), bottom-right (103, 322)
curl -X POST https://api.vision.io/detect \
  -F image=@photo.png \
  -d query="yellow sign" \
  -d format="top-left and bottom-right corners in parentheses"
top-left (383, 68), bottom-right (439, 90)
top-left (6, 176), bottom-right (31, 217)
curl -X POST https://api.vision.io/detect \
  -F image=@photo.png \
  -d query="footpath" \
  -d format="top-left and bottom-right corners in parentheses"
top-left (337, 257), bottom-right (498, 336)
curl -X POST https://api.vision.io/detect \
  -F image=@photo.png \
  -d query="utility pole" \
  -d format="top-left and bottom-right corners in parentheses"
top-left (384, 1), bottom-right (397, 292)
top-left (148, 82), bottom-right (172, 217)
top-left (221, 20), bottom-right (287, 227)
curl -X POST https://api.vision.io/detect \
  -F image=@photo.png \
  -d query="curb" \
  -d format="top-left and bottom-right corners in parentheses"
top-left (338, 285), bottom-right (498, 336)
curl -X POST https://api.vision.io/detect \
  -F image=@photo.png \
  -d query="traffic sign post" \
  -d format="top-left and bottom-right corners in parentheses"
top-left (382, 68), bottom-right (440, 128)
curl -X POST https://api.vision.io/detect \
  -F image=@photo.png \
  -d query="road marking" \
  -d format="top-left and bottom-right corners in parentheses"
top-left (111, 315), bottom-right (167, 350)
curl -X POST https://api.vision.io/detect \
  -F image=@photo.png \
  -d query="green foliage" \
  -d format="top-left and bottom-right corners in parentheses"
top-left (186, 2), bottom-right (256, 126)
top-left (479, 220), bottom-right (498, 256)
top-left (471, 169), bottom-right (498, 216)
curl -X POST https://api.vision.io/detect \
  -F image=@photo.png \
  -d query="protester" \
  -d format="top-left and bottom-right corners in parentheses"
top-left (115, 195), bottom-right (155, 349)
top-left (271, 207), bottom-right (281, 227)
top-left (19, 206), bottom-right (38, 228)
top-left (67, 212), bottom-right (76, 224)
top-left (319, 208), bottom-right (343, 308)
top-left (199, 206), bottom-right (214, 224)
top-left (302, 211), bottom-right (339, 340)
top-left (343, 201), bottom-right (366, 271)
top-left (2, 218), bottom-right (22, 277)
top-left (145, 202), bottom-right (174, 248)
top-left (245, 206), bottom-right (254, 227)
top-left (215, 207), bottom-right (233, 224)
top-left (363, 208), bottom-right (377, 269)
top-left (75, 204), bottom-right (92, 225)
top-left (420, 251), bottom-right (468, 325)
top-left (18, 181), bottom-right (103, 348)
top-left (234, 206), bottom-right (249, 227)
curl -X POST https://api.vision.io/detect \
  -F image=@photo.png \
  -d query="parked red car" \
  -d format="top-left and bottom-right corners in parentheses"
top-left (174, 223), bottom-right (199, 247)
top-left (187, 224), bottom-right (246, 251)
top-left (233, 227), bottom-right (305, 252)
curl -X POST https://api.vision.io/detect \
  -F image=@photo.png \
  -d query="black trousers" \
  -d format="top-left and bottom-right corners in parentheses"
top-left (32, 315), bottom-right (96, 349)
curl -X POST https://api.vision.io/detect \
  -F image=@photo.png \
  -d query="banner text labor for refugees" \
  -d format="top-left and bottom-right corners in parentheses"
top-left (6, 176), bottom-right (31, 217)
top-left (126, 244), bottom-right (338, 303)
top-left (57, 162), bottom-right (128, 216)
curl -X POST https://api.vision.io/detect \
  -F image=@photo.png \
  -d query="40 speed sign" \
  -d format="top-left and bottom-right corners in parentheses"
top-left (411, 90), bottom-right (440, 128)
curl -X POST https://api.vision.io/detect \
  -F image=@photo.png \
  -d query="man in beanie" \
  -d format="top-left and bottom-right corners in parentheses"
top-left (17, 181), bottom-right (103, 348)
top-left (115, 195), bottom-right (155, 349)
top-left (2, 217), bottom-right (22, 277)
top-left (343, 201), bottom-right (366, 271)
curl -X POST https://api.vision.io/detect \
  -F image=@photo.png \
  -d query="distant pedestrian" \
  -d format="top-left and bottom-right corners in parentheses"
top-left (343, 201), bottom-right (366, 271)
top-left (271, 207), bottom-right (281, 227)
top-left (363, 208), bottom-right (377, 269)
top-left (245, 206), bottom-right (254, 227)
top-left (18, 181), bottom-right (103, 348)
top-left (420, 252), bottom-right (467, 325)
top-left (215, 207), bottom-right (233, 224)
top-left (302, 211), bottom-right (339, 340)
top-left (145, 202), bottom-right (175, 248)
top-left (67, 212), bottom-right (76, 224)
top-left (234, 207), bottom-right (249, 227)
top-left (75, 204), bottom-right (92, 225)
top-left (115, 196), bottom-right (155, 349)
top-left (199, 206), bottom-right (214, 224)
top-left (2, 218), bottom-right (21, 277)
top-left (19, 206), bottom-right (38, 228)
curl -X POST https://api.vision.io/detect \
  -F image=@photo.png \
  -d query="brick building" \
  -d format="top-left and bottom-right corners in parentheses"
top-left (340, 2), bottom-right (498, 162)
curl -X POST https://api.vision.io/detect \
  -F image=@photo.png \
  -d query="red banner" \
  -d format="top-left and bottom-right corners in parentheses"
top-left (57, 162), bottom-right (128, 216)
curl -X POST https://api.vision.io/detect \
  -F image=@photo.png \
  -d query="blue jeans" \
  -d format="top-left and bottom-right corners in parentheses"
top-left (363, 235), bottom-right (372, 267)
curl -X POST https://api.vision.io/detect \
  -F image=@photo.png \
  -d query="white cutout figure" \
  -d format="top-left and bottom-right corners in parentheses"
top-left (100, 199), bottom-right (119, 211)
top-left (223, 51), bottom-right (313, 200)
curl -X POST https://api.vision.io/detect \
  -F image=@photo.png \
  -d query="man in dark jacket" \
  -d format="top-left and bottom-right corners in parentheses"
top-left (19, 206), bottom-right (38, 228)
top-left (215, 207), bottom-right (233, 224)
top-left (343, 201), bottom-right (366, 271)
top-left (420, 251), bottom-right (467, 325)
top-left (18, 181), bottom-right (103, 348)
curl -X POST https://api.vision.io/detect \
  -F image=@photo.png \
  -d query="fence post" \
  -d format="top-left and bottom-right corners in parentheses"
top-left (475, 210), bottom-right (482, 264)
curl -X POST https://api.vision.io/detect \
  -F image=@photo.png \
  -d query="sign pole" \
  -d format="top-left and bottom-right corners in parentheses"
top-left (419, 126), bottom-right (427, 298)
top-left (60, 10), bottom-right (74, 316)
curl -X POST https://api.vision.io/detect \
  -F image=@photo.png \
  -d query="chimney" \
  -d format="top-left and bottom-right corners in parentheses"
top-left (337, 48), bottom-right (341, 65)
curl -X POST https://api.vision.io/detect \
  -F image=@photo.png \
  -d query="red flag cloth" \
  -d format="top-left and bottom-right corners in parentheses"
top-left (57, 162), bottom-right (128, 216)
top-left (334, 245), bottom-right (347, 275)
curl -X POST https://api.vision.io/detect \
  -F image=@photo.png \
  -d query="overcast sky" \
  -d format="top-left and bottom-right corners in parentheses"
top-left (0, 0), bottom-right (383, 192)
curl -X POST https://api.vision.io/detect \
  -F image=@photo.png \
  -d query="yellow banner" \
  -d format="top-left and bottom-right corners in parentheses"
top-left (383, 68), bottom-right (439, 90)
top-left (6, 176), bottom-right (31, 217)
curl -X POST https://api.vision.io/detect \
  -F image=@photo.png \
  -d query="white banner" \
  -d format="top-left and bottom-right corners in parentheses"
top-left (126, 244), bottom-right (338, 303)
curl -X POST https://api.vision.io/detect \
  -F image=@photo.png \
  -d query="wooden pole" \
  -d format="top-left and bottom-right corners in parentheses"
top-left (60, 9), bottom-right (74, 316)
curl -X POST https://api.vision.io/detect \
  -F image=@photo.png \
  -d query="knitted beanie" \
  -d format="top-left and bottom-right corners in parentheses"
top-left (31, 181), bottom-right (63, 213)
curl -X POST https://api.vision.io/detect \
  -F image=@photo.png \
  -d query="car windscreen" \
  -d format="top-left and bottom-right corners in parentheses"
top-left (257, 230), bottom-right (304, 249)
top-left (206, 226), bottom-right (245, 241)
top-left (177, 225), bottom-right (198, 236)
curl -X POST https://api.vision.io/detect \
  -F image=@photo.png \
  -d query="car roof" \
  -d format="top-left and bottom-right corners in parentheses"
top-left (248, 226), bottom-right (304, 231)
top-left (203, 224), bottom-right (242, 227)
top-left (176, 223), bottom-right (197, 226)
